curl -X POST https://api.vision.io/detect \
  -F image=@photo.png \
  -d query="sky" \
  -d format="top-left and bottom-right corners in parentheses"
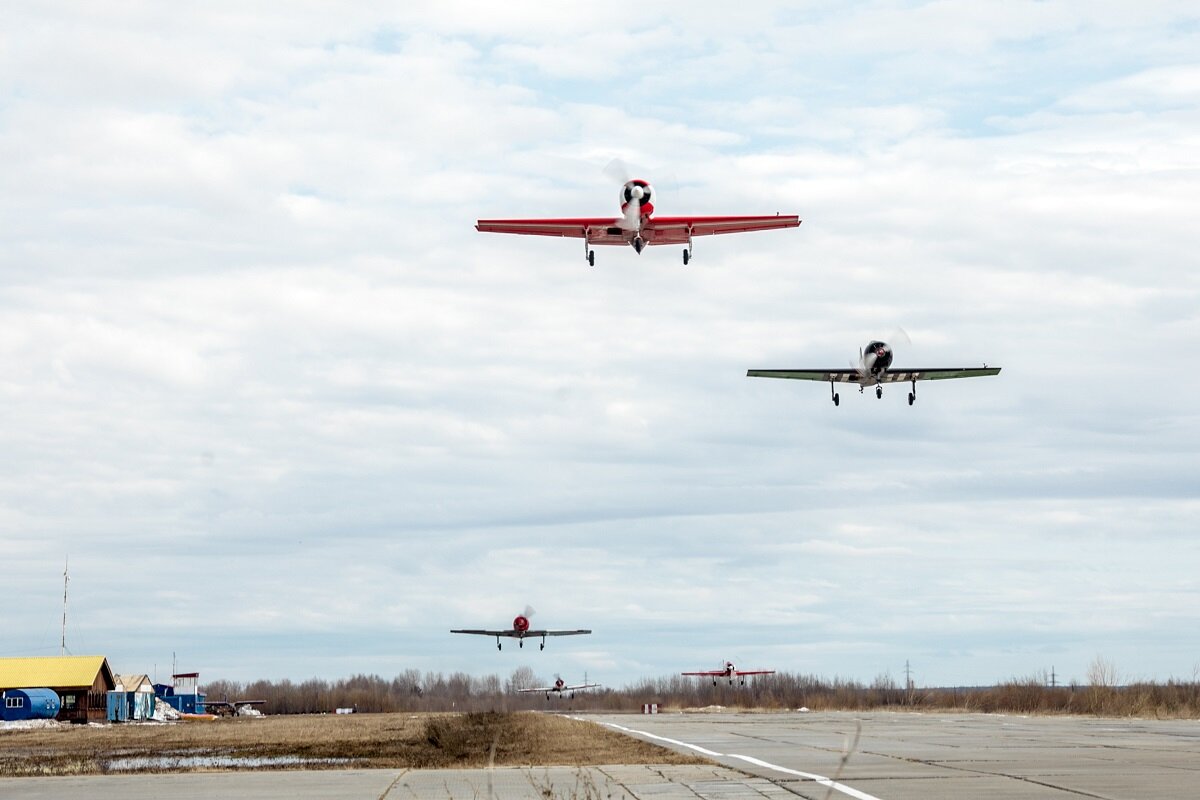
top-left (2, 1), bottom-right (1198, 690)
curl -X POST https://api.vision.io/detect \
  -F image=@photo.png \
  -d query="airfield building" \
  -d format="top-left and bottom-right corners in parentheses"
top-left (154, 671), bottom-right (207, 714)
top-left (2, 687), bottom-right (61, 722)
top-left (0, 655), bottom-right (116, 723)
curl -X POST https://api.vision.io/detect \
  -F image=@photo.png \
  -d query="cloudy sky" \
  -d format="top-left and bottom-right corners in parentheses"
top-left (3, 2), bottom-right (1198, 690)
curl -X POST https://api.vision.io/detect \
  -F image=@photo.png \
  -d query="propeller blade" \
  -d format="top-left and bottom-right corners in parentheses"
top-left (603, 158), bottom-right (631, 185)
top-left (618, 198), bottom-right (641, 230)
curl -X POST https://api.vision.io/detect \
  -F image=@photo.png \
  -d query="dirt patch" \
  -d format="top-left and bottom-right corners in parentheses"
top-left (0, 712), bottom-right (705, 776)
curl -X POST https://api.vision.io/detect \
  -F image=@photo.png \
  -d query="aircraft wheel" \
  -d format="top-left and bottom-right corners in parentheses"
top-left (682, 249), bottom-right (690, 265)
top-left (833, 393), bottom-right (840, 407)
top-left (497, 643), bottom-right (502, 651)
top-left (876, 387), bottom-right (883, 399)
top-left (587, 250), bottom-right (595, 266)
top-left (908, 392), bottom-right (915, 406)
top-left (539, 642), bottom-right (545, 651)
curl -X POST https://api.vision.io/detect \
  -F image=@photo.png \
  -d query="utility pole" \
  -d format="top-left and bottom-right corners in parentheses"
top-left (1050, 666), bottom-right (1057, 688)
top-left (904, 660), bottom-right (914, 704)
top-left (60, 556), bottom-right (69, 657)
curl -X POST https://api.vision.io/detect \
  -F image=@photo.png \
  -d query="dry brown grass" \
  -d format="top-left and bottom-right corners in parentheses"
top-left (0, 711), bottom-right (706, 776)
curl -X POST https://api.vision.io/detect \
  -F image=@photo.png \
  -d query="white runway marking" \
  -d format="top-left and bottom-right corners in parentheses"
top-left (589, 719), bottom-right (886, 800)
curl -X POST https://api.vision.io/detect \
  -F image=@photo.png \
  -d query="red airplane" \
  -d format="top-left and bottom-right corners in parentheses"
top-left (682, 661), bottom-right (776, 686)
top-left (451, 606), bottom-right (591, 651)
top-left (476, 176), bottom-right (800, 265)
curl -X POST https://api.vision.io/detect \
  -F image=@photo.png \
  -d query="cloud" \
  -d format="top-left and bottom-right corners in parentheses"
top-left (1, 2), bottom-right (1198, 688)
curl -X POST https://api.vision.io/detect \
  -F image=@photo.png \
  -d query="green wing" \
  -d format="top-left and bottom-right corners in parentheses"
top-left (747, 367), bottom-right (1001, 383)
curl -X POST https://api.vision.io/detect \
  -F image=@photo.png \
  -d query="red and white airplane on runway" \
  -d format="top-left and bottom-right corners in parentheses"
top-left (451, 607), bottom-right (591, 651)
top-left (476, 176), bottom-right (800, 265)
top-left (682, 661), bottom-right (775, 686)
top-left (518, 675), bottom-right (602, 700)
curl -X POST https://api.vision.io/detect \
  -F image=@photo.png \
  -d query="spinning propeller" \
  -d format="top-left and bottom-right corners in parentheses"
top-left (604, 158), bottom-right (654, 231)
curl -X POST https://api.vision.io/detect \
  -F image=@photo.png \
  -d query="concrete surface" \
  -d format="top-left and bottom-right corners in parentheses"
top-left (0, 764), bottom-right (780, 799)
top-left (584, 710), bottom-right (1200, 799)
top-left (3, 711), bottom-right (1199, 798)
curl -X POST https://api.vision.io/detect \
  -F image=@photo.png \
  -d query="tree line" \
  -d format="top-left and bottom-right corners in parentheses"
top-left (202, 664), bottom-right (1200, 717)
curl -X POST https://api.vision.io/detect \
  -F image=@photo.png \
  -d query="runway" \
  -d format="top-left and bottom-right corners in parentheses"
top-left (584, 710), bottom-right (1200, 799)
top-left (2, 711), bottom-right (1198, 798)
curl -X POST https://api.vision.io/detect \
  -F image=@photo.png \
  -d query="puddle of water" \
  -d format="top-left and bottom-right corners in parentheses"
top-left (105, 754), bottom-right (352, 771)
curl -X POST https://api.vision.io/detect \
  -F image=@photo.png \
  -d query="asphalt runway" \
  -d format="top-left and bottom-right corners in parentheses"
top-left (0, 764), bottom-right (777, 799)
top-left (584, 710), bottom-right (1200, 799)
top-left (3, 711), bottom-right (1198, 798)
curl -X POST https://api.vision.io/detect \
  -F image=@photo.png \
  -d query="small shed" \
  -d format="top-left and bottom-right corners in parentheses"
top-left (114, 674), bottom-right (155, 720)
top-left (2, 688), bottom-right (62, 721)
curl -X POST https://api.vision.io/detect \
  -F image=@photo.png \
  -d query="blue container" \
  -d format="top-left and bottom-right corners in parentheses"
top-left (2, 688), bottom-right (62, 721)
top-left (106, 691), bottom-right (129, 722)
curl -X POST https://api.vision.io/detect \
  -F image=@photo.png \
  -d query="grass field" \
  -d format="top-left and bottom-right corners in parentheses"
top-left (0, 711), bottom-right (706, 777)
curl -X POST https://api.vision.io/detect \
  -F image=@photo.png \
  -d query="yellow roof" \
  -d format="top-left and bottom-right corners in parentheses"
top-left (0, 655), bottom-right (114, 690)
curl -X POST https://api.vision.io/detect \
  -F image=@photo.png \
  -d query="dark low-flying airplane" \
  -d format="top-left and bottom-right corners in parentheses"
top-left (518, 675), bottom-right (602, 700)
top-left (451, 606), bottom-right (591, 651)
top-left (748, 339), bottom-right (1000, 406)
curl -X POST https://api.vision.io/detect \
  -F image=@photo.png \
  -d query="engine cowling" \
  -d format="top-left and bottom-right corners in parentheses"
top-left (512, 615), bottom-right (530, 632)
top-left (619, 179), bottom-right (655, 218)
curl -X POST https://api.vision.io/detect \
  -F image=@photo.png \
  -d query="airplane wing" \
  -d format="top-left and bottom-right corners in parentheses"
top-left (747, 367), bottom-right (1000, 383)
top-left (525, 629), bottom-right (593, 637)
top-left (476, 215), bottom-right (799, 246)
top-left (565, 682), bottom-right (602, 691)
top-left (733, 670), bottom-right (776, 676)
top-left (475, 218), bottom-right (628, 245)
top-left (517, 686), bottom-right (554, 694)
top-left (681, 671), bottom-right (724, 677)
top-left (450, 629), bottom-right (522, 638)
top-left (642, 214), bottom-right (800, 245)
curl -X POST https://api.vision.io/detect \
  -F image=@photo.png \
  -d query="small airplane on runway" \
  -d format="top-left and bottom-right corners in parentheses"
top-left (518, 675), bottom-right (602, 700)
top-left (748, 339), bottom-right (1001, 406)
top-left (451, 606), bottom-right (591, 651)
top-left (682, 661), bottom-right (775, 687)
top-left (476, 168), bottom-right (800, 265)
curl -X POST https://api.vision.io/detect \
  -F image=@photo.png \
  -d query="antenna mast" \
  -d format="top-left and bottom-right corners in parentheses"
top-left (61, 556), bottom-right (69, 656)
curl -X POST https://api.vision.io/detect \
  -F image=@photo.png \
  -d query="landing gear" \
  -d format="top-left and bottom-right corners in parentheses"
top-left (583, 235), bottom-right (594, 266)
top-left (496, 638), bottom-right (502, 651)
top-left (682, 248), bottom-right (690, 265)
top-left (519, 639), bottom-right (524, 649)
top-left (876, 386), bottom-right (883, 399)
top-left (633, 235), bottom-right (645, 253)
top-left (587, 250), bottom-right (595, 266)
top-left (539, 638), bottom-right (545, 651)
top-left (908, 379), bottom-right (916, 406)
top-left (830, 382), bottom-right (840, 407)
